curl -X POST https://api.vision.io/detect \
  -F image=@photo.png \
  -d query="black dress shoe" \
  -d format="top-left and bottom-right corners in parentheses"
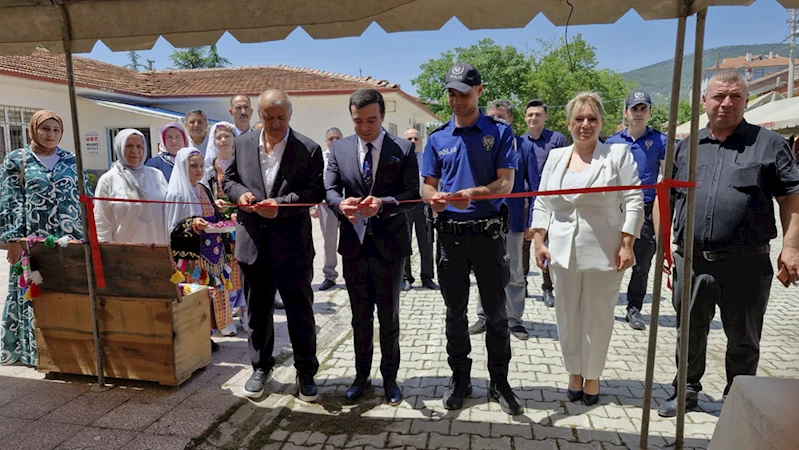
top-left (211, 340), bottom-right (220, 352)
top-left (422, 279), bottom-right (440, 290)
top-left (657, 393), bottom-right (699, 417)
top-left (543, 290), bottom-right (555, 307)
top-left (384, 380), bottom-right (403, 406)
top-left (566, 389), bottom-right (583, 402)
top-left (489, 376), bottom-right (524, 415)
top-left (443, 377), bottom-right (472, 410)
top-left (401, 280), bottom-right (412, 291)
top-left (583, 390), bottom-right (600, 406)
top-left (344, 377), bottom-right (371, 403)
top-left (318, 279), bottom-right (336, 291)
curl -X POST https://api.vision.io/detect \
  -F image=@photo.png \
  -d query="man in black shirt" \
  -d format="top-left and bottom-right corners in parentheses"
top-left (659, 71), bottom-right (799, 417)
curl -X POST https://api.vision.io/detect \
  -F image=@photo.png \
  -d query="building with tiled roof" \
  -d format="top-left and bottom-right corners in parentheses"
top-left (0, 50), bottom-right (438, 171)
top-left (701, 51), bottom-right (799, 94)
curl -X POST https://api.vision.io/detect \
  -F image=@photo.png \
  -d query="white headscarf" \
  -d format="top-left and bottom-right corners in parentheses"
top-left (165, 147), bottom-right (204, 234)
top-left (204, 121), bottom-right (235, 177)
top-left (111, 129), bottom-right (168, 222)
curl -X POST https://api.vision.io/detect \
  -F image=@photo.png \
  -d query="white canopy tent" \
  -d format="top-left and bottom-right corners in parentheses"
top-left (3, 1), bottom-right (799, 449)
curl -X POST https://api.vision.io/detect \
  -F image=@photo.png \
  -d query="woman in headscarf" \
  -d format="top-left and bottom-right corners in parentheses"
top-left (204, 122), bottom-right (246, 335)
top-left (145, 122), bottom-right (188, 182)
top-left (0, 110), bottom-right (92, 366)
top-left (94, 129), bottom-right (169, 244)
top-left (166, 148), bottom-right (234, 350)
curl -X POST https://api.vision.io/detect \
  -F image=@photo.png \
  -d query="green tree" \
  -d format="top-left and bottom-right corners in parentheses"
top-left (205, 45), bottom-right (231, 68)
top-left (528, 35), bottom-right (634, 138)
top-left (169, 46), bottom-right (231, 69)
top-left (412, 38), bottom-right (533, 133)
top-left (124, 51), bottom-right (144, 71)
top-left (648, 100), bottom-right (692, 132)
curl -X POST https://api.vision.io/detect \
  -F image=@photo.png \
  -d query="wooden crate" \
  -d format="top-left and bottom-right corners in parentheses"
top-left (30, 241), bottom-right (212, 386)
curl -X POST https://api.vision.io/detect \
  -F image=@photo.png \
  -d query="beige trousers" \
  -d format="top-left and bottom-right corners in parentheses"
top-left (550, 265), bottom-right (624, 379)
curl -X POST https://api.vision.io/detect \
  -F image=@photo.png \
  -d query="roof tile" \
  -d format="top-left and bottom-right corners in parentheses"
top-left (0, 49), bottom-right (399, 97)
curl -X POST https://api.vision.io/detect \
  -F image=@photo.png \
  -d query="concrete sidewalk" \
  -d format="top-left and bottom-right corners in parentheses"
top-left (1, 211), bottom-right (798, 449)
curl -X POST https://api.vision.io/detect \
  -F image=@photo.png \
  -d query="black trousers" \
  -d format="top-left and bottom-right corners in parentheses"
top-left (438, 229), bottom-right (511, 375)
top-left (523, 234), bottom-right (553, 292)
top-left (404, 206), bottom-right (435, 284)
top-left (240, 257), bottom-right (318, 376)
top-left (671, 251), bottom-right (772, 396)
top-left (343, 236), bottom-right (405, 381)
top-left (626, 202), bottom-right (656, 311)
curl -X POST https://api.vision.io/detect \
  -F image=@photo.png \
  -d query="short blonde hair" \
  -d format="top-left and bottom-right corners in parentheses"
top-left (565, 92), bottom-right (605, 123)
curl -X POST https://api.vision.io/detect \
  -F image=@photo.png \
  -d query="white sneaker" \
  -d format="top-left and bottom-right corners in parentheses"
top-left (240, 311), bottom-right (250, 333)
top-left (220, 323), bottom-right (237, 337)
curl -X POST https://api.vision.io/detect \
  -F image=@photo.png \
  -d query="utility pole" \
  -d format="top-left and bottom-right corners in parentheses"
top-left (147, 59), bottom-right (155, 71)
top-left (788, 9), bottom-right (796, 97)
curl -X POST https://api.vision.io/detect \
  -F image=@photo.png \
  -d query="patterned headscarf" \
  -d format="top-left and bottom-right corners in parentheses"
top-left (27, 110), bottom-right (64, 152)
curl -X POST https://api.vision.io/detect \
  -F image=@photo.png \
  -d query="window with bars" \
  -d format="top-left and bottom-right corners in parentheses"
top-left (0, 105), bottom-right (41, 161)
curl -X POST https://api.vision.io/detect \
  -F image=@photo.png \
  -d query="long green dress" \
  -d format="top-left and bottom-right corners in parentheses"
top-left (0, 146), bottom-right (91, 366)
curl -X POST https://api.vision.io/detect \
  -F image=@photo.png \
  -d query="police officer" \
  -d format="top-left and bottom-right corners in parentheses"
top-left (605, 90), bottom-right (666, 331)
top-left (421, 62), bottom-right (522, 415)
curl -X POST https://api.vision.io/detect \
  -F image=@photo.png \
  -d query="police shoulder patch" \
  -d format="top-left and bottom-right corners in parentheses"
top-left (482, 134), bottom-right (495, 151)
top-left (429, 122), bottom-right (449, 136)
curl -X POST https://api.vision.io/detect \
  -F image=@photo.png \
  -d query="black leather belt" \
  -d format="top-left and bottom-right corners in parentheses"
top-left (676, 244), bottom-right (769, 262)
top-left (435, 217), bottom-right (502, 235)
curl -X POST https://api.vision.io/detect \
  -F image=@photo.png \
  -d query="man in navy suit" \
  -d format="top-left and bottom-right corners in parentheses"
top-left (325, 89), bottom-right (420, 405)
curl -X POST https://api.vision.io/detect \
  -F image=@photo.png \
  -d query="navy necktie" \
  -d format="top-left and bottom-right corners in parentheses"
top-left (362, 142), bottom-right (374, 192)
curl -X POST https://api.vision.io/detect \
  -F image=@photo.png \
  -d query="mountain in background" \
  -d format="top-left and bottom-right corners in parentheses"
top-left (622, 43), bottom-right (792, 100)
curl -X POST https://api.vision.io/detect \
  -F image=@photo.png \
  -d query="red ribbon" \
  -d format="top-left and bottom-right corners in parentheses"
top-left (79, 194), bottom-right (106, 289)
top-left (79, 179), bottom-right (695, 292)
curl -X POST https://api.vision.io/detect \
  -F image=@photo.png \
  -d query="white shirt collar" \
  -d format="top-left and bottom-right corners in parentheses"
top-left (357, 130), bottom-right (385, 153)
top-left (259, 128), bottom-right (290, 151)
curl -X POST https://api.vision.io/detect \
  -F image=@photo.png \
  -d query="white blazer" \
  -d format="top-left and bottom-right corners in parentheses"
top-left (532, 142), bottom-right (644, 271)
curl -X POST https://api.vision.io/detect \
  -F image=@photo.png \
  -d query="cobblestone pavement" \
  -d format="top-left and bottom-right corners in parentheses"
top-left (0, 210), bottom-right (796, 450)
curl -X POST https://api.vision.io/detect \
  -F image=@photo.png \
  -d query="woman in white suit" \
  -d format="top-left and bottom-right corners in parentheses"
top-left (532, 92), bottom-right (644, 406)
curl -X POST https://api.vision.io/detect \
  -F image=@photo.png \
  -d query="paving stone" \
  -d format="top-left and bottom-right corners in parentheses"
top-left (270, 429), bottom-right (290, 441)
top-left (54, 427), bottom-right (137, 450)
top-left (532, 424), bottom-right (575, 441)
top-left (410, 418), bottom-right (450, 434)
top-left (512, 438), bottom-right (559, 450)
top-left (557, 440), bottom-right (604, 450)
top-left (491, 423), bottom-right (533, 439)
top-left (429, 432), bottom-right (469, 449)
top-left (387, 431), bottom-right (428, 448)
top-left (450, 419), bottom-right (491, 437)
top-left (345, 433), bottom-right (388, 448)
top-left (471, 435), bottom-right (512, 449)
top-left (288, 431), bottom-right (313, 445)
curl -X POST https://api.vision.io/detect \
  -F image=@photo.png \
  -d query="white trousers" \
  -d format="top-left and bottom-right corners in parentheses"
top-left (550, 265), bottom-right (624, 379)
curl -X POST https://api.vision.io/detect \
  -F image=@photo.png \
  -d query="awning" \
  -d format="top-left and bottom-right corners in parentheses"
top-left (2, 0), bottom-right (797, 56)
top-left (82, 98), bottom-right (219, 123)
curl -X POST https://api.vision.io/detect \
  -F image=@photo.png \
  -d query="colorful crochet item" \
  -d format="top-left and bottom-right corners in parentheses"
top-left (44, 235), bottom-right (58, 248)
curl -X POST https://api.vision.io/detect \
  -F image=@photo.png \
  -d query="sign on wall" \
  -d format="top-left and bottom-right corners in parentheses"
top-left (84, 131), bottom-right (100, 156)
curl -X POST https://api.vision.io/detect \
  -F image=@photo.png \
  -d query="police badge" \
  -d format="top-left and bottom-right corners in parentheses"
top-left (645, 139), bottom-right (653, 150)
top-left (482, 135), bottom-right (495, 151)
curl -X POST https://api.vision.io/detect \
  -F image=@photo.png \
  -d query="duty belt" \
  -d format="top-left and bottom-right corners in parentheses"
top-left (675, 244), bottom-right (769, 262)
top-left (435, 216), bottom-right (502, 235)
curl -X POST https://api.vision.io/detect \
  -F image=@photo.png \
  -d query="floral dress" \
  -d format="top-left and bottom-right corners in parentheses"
top-left (209, 159), bottom-right (244, 299)
top-left (0, 147), bottom-right (91, 366)
top-left (170, 183), bottom-right (234, 331)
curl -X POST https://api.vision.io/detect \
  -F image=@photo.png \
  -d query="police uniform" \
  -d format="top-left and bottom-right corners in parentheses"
top-left (605, 125), bottom-right (666, 322)
top-left (422, 111), bottom-right (517, 378)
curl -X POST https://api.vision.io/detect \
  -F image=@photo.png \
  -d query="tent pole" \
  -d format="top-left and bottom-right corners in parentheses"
top-left (675, 6), bottom-right (706, 450)
top-left (639, 6), bottom-right (688, 449)
top-left (56, 0), bottom-right (106, 389)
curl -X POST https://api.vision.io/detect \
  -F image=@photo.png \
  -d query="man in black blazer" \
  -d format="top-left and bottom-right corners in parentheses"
top-left (325, 89), bottom-right (420, 405)
top-left (223, 89), bottom-right (324, 402)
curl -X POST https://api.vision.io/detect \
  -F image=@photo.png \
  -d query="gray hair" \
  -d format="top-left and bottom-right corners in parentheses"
top-left (257, 89), bottom-right (293, 116)
top-left (487, 99), bottom-right (514, 117)
top-left (565, 92), bottom-right (605, 123)
top-left (184, 109), bottom-right (206, 121)
top-left (705, 70), bottom-right (749, 95)
top-left (325, 127), bottom-right (342, 136)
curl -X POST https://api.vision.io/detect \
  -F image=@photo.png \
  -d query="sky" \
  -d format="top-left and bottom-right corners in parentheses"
top-left (80, 0), bottom-right (793, 97)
